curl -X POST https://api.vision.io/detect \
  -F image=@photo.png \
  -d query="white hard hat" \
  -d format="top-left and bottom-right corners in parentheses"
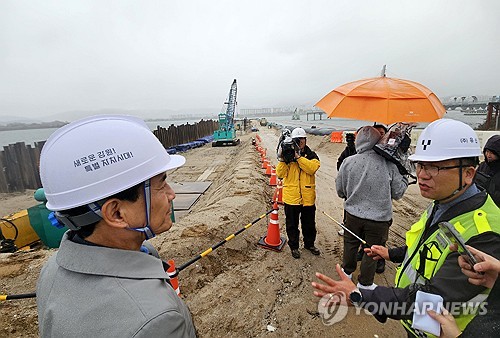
top-left (409, 119), bottom-right (481, 162)
top-left (291, 127), bottom-right (307, 139)
top-left (40, 115), bottom-right (185, 211)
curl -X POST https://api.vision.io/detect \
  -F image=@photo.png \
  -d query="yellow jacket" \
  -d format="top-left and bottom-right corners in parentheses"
top-left (276, 146), bottom-right (320, 206)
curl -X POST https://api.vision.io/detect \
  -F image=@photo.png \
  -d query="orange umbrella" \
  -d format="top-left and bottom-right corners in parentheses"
top-left (315, 76), bottom-right (446, 125)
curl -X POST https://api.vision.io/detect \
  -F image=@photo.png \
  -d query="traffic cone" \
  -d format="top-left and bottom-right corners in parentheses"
top-left (265, 164), bottom-right (272, 176)
top-left (166, 259), bottom-right (181, 297)
top-left (269, 167), bottom-right (277, 186)
top-left (262, 158), bottom-right (268, 169)
top-left (258, 201), bottom-right (287, 251)
top-left (273, 180), bottom-right (283, 204)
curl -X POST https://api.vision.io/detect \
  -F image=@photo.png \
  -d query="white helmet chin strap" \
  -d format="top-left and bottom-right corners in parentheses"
top-left (127, 179), bottom-right (156, 240)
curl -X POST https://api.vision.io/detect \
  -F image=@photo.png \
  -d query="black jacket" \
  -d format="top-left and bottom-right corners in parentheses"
top-left (336, 145), bottom-right (356, 170)
top-left (475, 135), bottom-right (500, 206)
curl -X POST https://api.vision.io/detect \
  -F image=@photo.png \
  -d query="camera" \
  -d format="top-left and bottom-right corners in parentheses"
top-left (278, 136), bottom-right (298, 164)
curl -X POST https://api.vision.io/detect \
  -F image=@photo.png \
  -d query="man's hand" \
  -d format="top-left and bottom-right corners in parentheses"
top-left (365, 245), bottom-right (390, 261)
top-left (311, 264), bottom-right (357, 306)
top-left (427, 308), bottom-right (461, 338)
top-left (451, 244), bottom-right (500, 289)
top-left (294, 149), bottom-right (301, 160)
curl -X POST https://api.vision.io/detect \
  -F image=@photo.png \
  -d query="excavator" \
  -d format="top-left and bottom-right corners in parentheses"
top-left (212, 79), bottom-right (240, 147)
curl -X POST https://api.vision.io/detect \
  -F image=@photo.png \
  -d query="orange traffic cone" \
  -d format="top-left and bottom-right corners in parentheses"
top-left (262, 158), bottom-right (268, 169)
top-left (166, 259), bottom-right (181, 296)
top-left (269, 167), bottom-right (277, 186)
top-left (258, 201), bottom-right (287, 251)
top-left (265, 164), bottom-right (272, 176)
top-left (273, 180), bottom-right (283, 204)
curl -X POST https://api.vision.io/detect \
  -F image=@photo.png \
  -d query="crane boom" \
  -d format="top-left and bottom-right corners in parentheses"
top-left (212, 79), bottom-right (240, 147)
top-left (224, 79), bottom-right (237, 126)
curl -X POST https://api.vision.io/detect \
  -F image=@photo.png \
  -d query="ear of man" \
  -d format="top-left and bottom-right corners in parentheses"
top-left (100, 198), bottom-right (134, 230)
top-left (463, 166), bottom-right (476, 185)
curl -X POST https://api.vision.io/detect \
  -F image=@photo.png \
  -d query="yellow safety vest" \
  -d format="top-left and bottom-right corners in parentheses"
top-left (394, 195), bottom-right (500, 337)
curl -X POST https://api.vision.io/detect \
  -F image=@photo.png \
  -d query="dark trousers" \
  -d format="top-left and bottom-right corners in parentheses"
top-left (342, 211), bottom-right (390, 285)
top-left (284, 204), bottom-right (316, 249)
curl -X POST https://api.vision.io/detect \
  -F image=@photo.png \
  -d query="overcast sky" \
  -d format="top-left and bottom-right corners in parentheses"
top-left (1, 0), bottom-right (499, 119)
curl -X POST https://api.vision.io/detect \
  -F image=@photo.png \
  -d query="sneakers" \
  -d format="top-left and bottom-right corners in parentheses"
top-left (357, 282), bottom-right (378, 290)
top-left (305, 246), bottom-right (320, 256)
top-left (291, 249), bottom-right (301, 259)
top-left (338, 228), bottom-right (344, 236)
top-left (376, 259), bottom-right (386, 274)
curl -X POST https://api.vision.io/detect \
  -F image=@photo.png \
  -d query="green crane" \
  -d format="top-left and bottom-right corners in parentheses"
top-left (212, 79), bottom-right (240, 147)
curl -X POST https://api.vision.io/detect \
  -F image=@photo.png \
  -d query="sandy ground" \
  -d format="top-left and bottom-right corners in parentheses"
top-left (0, 125), bottom-right (431, 337)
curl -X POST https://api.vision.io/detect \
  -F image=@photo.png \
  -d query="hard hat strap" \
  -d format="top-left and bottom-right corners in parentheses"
top-left (127, 179), bottom-right (156, 240)
top-left (436, 159), bottom-right (467, 203)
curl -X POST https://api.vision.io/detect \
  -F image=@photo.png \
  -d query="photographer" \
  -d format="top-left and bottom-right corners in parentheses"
top-left (276, 127), bottom-right (321, 259)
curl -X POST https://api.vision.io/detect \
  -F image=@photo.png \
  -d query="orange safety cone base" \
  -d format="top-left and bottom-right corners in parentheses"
top-left (258, 235), bottom-right (287, 252)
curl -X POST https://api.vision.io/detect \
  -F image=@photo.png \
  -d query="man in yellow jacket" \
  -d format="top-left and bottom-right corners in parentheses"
top-left (276, 127), bottom-right (321, 259)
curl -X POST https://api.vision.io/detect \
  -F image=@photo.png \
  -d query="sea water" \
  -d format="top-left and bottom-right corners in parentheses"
top-left (0, 118), bottom-right (205, 148)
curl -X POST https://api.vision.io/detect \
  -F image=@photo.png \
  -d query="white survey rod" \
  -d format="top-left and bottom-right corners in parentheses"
top-left (322, 211), bottom-right (367, 245)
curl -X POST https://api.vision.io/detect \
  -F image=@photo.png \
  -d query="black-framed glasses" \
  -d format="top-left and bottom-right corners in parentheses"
top-left (415, 163), bottom-right (461, 177)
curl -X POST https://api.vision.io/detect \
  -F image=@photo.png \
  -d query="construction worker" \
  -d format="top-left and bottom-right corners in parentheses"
top-left (276, 127), bottom-right (321, 259)
top-left (36, 116), bottom-right (196, 337)
top-left (312, 119), bottom-right (500, 337)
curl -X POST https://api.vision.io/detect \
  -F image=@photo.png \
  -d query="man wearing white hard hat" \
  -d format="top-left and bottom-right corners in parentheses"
top-left (312, 119), bottom-right (500, 337)
top-left (276, 127), bottom-right (321, 259)
top-left (36, 116), bottom-right (196, 337)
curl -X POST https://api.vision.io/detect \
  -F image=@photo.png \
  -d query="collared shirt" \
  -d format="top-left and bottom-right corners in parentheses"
top-left (430, 184), bottom-right (480, 225)
top-left (37, 233), bottom-right (196, 337)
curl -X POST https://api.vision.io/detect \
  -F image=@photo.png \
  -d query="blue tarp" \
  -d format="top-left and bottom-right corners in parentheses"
top-left (164, 135), bottom-right (215, 153)
top-left (196, 135), bottom-right (214, 143)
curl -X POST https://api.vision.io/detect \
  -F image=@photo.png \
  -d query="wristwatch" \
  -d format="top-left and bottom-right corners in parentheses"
top-left (349, 288), bottom-right (363, 306)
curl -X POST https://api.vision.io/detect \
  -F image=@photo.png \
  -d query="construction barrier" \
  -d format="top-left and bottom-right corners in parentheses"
top-left (330, 131), bottom-right (343, 143)
top-left (170, 209), bottom-right (274, 278)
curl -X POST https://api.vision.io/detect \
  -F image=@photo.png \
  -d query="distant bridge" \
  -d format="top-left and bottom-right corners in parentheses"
top-left (442, 95), bottom-right (500, 111)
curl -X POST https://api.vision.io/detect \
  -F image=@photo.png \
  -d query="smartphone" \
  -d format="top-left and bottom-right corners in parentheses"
top-left (438, 221), bottom-right (479, 269)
